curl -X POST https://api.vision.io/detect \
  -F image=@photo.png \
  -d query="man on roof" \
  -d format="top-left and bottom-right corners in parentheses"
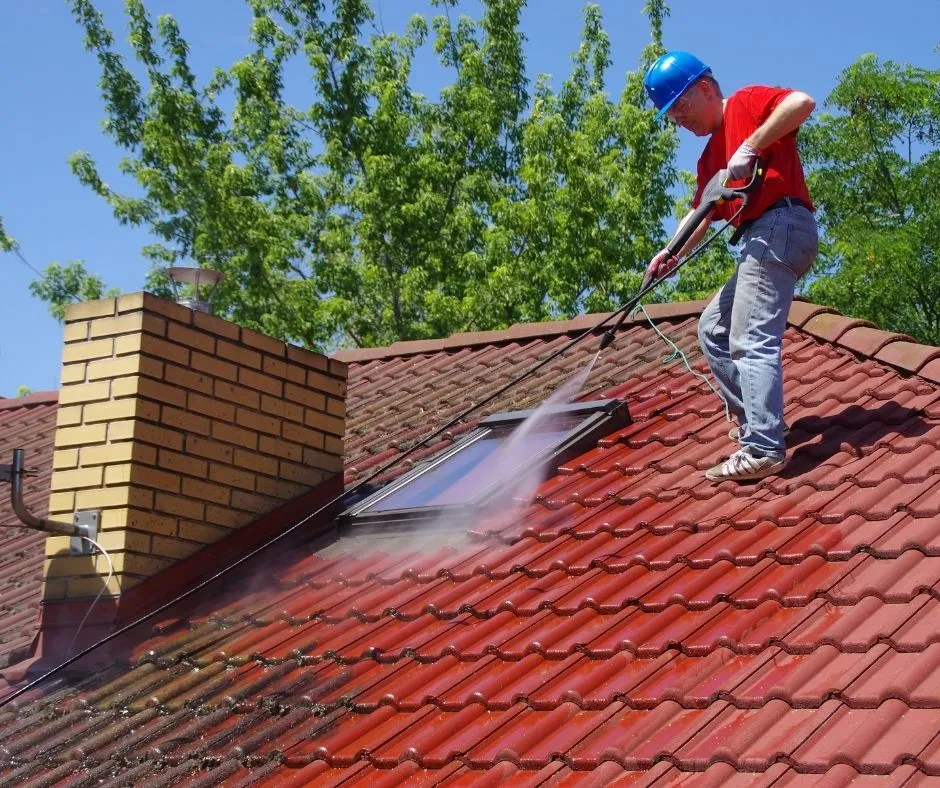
top-left (643, 51), bottom-right (818, 482)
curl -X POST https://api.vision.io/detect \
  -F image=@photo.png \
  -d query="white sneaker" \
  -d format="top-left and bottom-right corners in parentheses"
top-left (728, 424), bottom-right (791, 443)
top-left (705, 449), bottom-right (786, 482)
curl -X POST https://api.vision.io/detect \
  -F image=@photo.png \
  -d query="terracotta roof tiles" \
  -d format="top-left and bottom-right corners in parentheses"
top-left (1, 303), bottom-right (940, 783)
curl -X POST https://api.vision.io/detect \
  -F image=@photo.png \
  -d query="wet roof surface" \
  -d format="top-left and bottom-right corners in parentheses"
top-left (0, 393), bottom-right (57, 669)
top-left (2, 308), bottom-right (940, 785)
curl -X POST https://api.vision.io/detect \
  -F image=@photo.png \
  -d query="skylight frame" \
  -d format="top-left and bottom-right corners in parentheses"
top-left (341, 399), bottom-right (630, 532)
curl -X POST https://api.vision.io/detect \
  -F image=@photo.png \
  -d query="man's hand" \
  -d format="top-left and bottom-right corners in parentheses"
top-left (726, 141), bottom-right (760, 180)
top-left (644, 248), bottom-right (679, 286)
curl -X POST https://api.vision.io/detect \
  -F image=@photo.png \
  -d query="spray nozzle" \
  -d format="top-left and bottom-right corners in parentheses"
top-left (599, 329), bottom-right (616, 351)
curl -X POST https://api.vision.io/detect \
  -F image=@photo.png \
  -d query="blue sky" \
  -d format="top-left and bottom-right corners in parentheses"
top-left (2, 0), bottom-right (938, 395)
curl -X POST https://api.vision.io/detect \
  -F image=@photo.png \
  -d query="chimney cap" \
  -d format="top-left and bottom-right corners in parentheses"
top-left (166, 267), bottom-right (224, 314)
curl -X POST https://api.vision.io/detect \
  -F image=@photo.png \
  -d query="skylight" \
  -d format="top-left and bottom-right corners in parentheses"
top-left (343, 399), bottom-right (630, 530)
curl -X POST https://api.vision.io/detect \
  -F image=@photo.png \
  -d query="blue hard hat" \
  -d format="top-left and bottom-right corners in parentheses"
top-left (644, 51), bottom-right (711, 119)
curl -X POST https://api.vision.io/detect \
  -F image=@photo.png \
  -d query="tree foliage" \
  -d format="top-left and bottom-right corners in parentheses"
top-left (28, 261), bottom-right (118, 322)
top-left (800, 54), bottom-right (940, 344)
top-left (53, 0), bottom-right (677, 348)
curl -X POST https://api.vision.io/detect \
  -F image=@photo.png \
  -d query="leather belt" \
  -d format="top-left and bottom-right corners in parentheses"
top-left (729, 197), bottom-right (811, 245)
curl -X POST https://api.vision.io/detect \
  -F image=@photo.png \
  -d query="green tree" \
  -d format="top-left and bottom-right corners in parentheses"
top-left (800, 54), bottom-right (940, 344)
top-left (28, 261), bottom-right (119, 322)
top-left (0, 217), bottom-right (15, 253)
top-left (58, 0), bottom-right (677, 348)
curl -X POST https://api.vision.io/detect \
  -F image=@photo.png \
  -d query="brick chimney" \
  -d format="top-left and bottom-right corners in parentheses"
top-left (43, 293), bottom-right (347, 601)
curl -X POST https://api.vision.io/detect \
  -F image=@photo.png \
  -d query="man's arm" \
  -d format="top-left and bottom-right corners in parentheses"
top-left (747, 91), bottom-right (816, 151)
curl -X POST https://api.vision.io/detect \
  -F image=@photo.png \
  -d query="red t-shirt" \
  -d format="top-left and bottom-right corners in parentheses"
top-left (693, 85), bottom-right (815, 226)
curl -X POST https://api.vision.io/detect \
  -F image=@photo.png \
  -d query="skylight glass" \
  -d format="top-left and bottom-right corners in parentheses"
top-left (343, 399), bottom-right (629, 529)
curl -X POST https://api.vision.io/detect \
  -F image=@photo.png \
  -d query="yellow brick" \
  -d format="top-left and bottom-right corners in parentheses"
top-left (104, 463), bottom-right (133, 485)
top-left (241, 327), bottom-right (285, 358)
top-left (259, 434), bottom-right (304, 462)
top-left (83, 398), bottom-right (139, 423)
top-left (157, 449), bottom-right (207, 479)
top-left (114, 333), bottom-right (143, 356)
top-left (113, 376), bottom-right (187, 408)
top-left (326, 397), bottom-right (346, 418)
top-left (238, 366), bottom-right (282, 397)
top-left (108, 420), bottom-right (136, 442)
top-left (324, 435), bottom-right (344, 455)
top-left (279, 461), bottom-right (326, 487)
top-left (89, 311), bottom-right (145, 338)
top-left (303, 447), bottom-right (344, 474)
top-left (283, 383), bottom-right (325, 410)
top-left (95, 529), bottom-right (151, 553)
top-left (181, 477), bottom-right (230, 505)
top-left (162, 406), bottom-right (211, 437)
top-left (86, 355), bottom-right (142, 381)
top-left (304, 409), bottom-right (345, 438)
top-left (61, 338), bottom-right (114, 364)
top-left (42, 578), bottom-right (69, 600)
top-left (212, 421), bottom-right (258, 450)
top-left (164, 364), bottom-right (213, 395)
top-left (135, 422), bottom-right (184, 451)
top-left (76, 485), bottom-right (153, 510)
top-left (208, 462), bottom-right (255, 491)
top-left (48, 491), bottom-right (75, 514)
top-left (151, 535), bottom-right (202, 560)
top-left (65, 298), bottom-right (117, 321)
top-left (185, 435), bottom-right (233, 464)
top-left (167, 321), bottom-right (216, 354)
top-left (217, 339), bottom-right (261, 370)
top-left (234, 448), bottom-right (278, 477)
top-left (60, 363), bottom-right (87, 385)
top-left (44, 553), bottom-right (110, 578)
top-left (133, 332), bottom-right (189, 366)
top-left (262, 356), bottom-right (289, 380)
top-left (329, 359), bottom-right (348, 379)
top-left (133, 465), bottom-right (182, 494)
top-left (44, 535), bottom-right (74, 557)
top-left (67, 574), bottom-right (127, 598)
top-left (85, 397), bottom-right (160, 423)
top-left (63, 320), bottom-right (90, 343)
top-left (121, 552), bottom-right (173, 577)
top-left (230, 489), bottom-right (278, 515)
top-left (138, 293), bottom-right (193, 325)
top-left (261, 394), bottom-right (303, 424)
top-left (58, 380), bottom-right (111, 406)
top-left (288, 344), bottom-right (329, 371)
top-left (116, 292), bottom-right (146, 314)
top-left (187, 392), bottom-right (235, 421)
top-left (53, 449), bottom-right (80, 470)
top-left (192, 310), bottom-right (240, 340)
top-left (178, 519), bottom-right (231, 544)
top-left (193, 351), bottom-right (238, 382)
top-left (81, 442), bottom-right (157, 467)
top-left (214, 380), bottom-right (260, 409)
top-left (154, 492), bottom-right (204, 521)
top-left (204, 505), bottom-right (253, 528)
top-left (103, 507), bottom-right (176, 536)
top-left (236, 407), bottom-right (280, 437)
top-left (51, 466), bottom-right (104, 491)
top-left (306, 370), bottom-right (347, 398)
top-left (255, 475), bottom-right (307, 499)
top-left (56, 405), bottom-right (84, 428)
top-left (280, 421), bottom-right (325, 450)
top-left (55, 423), bottom-right (107, 448)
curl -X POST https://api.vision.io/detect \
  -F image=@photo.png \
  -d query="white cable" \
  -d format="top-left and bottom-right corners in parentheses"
top-left (633, 302), bottom-right (733, 424)
top-left (67, 536), bottom-right (115, 654)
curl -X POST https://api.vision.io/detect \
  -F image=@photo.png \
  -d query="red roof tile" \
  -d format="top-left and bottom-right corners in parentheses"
top-left (1, 304), bottom-right (940, 783)
top-left (0, 393), bottom-right (57, 668)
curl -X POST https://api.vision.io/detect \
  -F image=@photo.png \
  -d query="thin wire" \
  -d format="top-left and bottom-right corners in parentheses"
top-left (632, 301), bottom-right (732, 423)
top-left (0, 299), bottom-right (634, 709)
top-left (8, 244), bottom-right (43, 278)
top-left (67, 537), bottom-right (115, 653)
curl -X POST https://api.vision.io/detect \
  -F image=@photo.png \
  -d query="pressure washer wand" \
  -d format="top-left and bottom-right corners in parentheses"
top-left (599, 161), bottom-right (766, 351)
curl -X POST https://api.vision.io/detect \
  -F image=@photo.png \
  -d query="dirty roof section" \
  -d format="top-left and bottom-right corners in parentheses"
top-left (0, 392), bottom-right (57, 669)
top-left (2, 302), bottom-right (940, 783)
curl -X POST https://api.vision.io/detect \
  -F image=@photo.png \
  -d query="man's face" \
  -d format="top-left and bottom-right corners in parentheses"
top-left (666, 80), bottom-right (718, 137)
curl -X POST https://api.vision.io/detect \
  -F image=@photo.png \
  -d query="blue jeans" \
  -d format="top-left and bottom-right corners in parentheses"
top-left (698, 203), bottom-right (819, 460)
